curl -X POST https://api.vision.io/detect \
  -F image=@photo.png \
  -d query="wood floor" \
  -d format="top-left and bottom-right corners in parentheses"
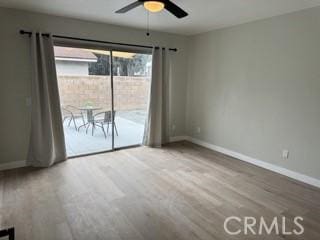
top-left (1, 142), bottom-right (320, 240)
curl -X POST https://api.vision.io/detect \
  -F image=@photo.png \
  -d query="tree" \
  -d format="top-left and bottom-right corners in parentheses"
top-left (89, 53), bottom-right (151, 76)
top-left (88, 54), bottom-right (110, 75)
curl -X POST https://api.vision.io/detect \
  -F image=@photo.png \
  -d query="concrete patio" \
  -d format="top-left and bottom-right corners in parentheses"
top-left (63, 111), bottom-right (145, 156)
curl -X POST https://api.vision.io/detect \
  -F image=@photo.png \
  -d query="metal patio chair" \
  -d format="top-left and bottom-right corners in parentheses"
top-left (91, 110), bottom-right (118, 138)
top-left (62, 105), bottom-right (86, 130)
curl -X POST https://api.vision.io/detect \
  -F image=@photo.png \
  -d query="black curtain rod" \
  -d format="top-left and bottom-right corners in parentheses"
top-left (19, 30), bottom-right (178, 52)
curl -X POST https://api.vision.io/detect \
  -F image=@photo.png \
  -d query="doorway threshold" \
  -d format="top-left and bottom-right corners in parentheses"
top-left (67, 144), bottom-right (142, 159)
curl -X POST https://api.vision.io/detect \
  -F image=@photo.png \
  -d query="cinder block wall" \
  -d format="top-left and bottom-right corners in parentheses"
top-left (57, 75), bottom-right (150, 111)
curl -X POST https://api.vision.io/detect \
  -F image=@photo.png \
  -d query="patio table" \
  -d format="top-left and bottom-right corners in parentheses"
top-left (77, 106), bottom-right (102, 132)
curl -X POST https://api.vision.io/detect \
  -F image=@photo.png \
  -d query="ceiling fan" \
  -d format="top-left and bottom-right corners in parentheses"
top-left (115, 0), bottom-right (188, 19)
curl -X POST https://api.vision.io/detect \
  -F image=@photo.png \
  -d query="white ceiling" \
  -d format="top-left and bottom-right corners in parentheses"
top-left (1, 0), bottom-right (320, 35)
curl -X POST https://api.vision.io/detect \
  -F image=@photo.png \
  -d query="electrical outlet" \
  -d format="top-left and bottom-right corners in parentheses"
top-left (172, 124), bottom-right (176, 131)
top-left (282, 150), bottom-right (289, 159)
top-left (196, 127), bottom-right (201, 134)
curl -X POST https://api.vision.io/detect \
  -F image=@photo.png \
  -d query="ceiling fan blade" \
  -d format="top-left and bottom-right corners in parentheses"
top-left (115, 1), bottom-right (143, 13)
top-left (164, 1), bottom-right (188, 18)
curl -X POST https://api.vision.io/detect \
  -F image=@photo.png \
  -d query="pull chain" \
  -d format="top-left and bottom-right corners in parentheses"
top-left (146, 11), bottom-right (150, 36)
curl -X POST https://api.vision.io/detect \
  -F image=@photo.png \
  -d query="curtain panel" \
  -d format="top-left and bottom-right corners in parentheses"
top-left (143, 47), bottom-right (170, 147)
top-left (27, 32), bottom-right (67, 167)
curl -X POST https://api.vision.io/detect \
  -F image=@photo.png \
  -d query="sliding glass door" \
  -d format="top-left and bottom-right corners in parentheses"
top-left (54, 46), bottom-right (113, 156)
top-left (112, 51), bottom-right (152, 149)
top-left (54, 45), bottom-right (151, 156)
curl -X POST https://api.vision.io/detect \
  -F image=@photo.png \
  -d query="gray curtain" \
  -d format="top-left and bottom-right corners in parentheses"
top-left (27, 32), bottom-right (67, 167)
top-left (143, 47), bottom-right (170, 147)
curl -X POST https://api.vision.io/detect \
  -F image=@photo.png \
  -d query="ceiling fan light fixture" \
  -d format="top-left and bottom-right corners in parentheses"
top-left (144, 1), bottom-right (165, 13)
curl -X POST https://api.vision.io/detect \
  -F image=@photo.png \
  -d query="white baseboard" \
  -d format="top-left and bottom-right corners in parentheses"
top-left (171, 135), bottom-right (320, 189)
top-left (0, 160), bottom-right (27, 171)
top-left (2, 137), bottom-right (320, 189)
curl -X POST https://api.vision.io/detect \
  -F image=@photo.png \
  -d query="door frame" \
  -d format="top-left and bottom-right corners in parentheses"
top-left (55, 42), bottom-right (152, 157)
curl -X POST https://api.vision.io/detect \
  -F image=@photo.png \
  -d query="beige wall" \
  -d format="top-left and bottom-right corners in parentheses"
top-left (187, 6), bottom-right (320, 179)
top-left (58, 76), bottom-right (150, 111)
top-left (1, 5), bottom-right (320, 181)
top-left (0, 7), bottom-right (189, 164)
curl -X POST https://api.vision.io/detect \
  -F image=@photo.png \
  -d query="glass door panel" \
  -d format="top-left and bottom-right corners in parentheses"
top-left (54, 46), bottom-right (113, 156)
top-left (112, 51), bottom-right (152, 148)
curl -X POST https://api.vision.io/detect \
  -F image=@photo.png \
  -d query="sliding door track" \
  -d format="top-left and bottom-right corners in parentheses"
top-left (67, 144), bottom-right (142, 159)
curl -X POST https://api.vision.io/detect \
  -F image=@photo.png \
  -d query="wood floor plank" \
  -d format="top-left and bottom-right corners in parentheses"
top-left (0, 142), bottom-right (319, 239)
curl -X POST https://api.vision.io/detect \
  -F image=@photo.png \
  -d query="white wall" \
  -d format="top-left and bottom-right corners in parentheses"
top-left (187, 6), bottom-right (320, 180)
top-left (0, 7), bottom-right (189, 165)
top-left (1, 5), bottom-right (320, 183)
top-left (55, 60), bottom-right (90, 76)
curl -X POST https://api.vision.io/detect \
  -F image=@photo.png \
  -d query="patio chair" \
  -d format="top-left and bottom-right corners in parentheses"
top-left (62, 105), bottom-right (86, 130)
top-left (91, 111), bottom-right (118, 138)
